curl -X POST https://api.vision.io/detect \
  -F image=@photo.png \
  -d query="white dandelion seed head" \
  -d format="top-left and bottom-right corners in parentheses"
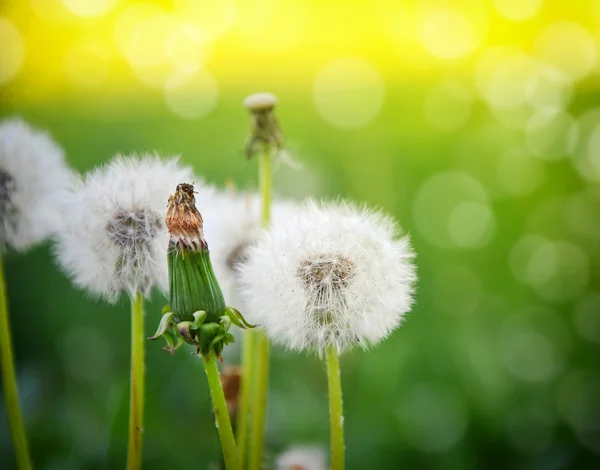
top-left (0, 117), bottom-right (75, 251)
top-left (275, 445), bottom-right (328, 470)
top-left (238, 200), bottom-right (417, 355)
top-left (202, 189), bottom-right (298, 304)
top-left (54, 154), bottom-right (199, 302)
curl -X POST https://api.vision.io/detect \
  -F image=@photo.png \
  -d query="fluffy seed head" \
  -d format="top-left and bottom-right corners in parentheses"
top-left (54, 154), bottom-right (200, 302)
top-left (0, 117), bottom-right (74, 251)
top-left (202, 190), bottom-right (297, 304)
top-left (238, 200), bottom-right (417, 355)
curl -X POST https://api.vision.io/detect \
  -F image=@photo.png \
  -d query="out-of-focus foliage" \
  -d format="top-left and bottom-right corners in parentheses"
top-left (1, 1), bottom-right (599, 469)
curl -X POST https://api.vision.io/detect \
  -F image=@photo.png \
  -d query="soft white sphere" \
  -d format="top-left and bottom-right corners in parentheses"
top-left (0, 117), bottom-right (75, 251)
top-left (202, 189), bottom-right (298, 305)
top-left (238, 200), bottom-right (417, 355)
top-left (53, 154), bottom-right (201, 302)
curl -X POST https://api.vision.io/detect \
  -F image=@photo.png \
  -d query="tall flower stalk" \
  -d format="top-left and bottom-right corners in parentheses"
top-left (0, 117), bottom-right (74, 469)
top-left (150, 183), bottom-right (254, 469)
top-left (0, 253), bottom-right (32, 470)
top-left (238, 200), bottom-right (417, 470)
top-left (127, 292), bottom-right (145, 470)
top-left (241, 92), bottom-right (283, 470)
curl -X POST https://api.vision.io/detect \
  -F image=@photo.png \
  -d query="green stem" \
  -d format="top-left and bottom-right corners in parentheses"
top-left (204, 351), bottom-right (240, 470)
top-left (248, 331), bottom-right (269, 470)
top-left (247, 144), bottom-right (272, 470)
top-left (236, 329), bottom-right (255, 468)
top-left (0, 256), bottom-right (32, 470)
top-left (127, 293), bottom-right (145, 470)
top-left (259, 143), bottom-right (272, 225)
top-left (326, 347), bottom-right (345, 470)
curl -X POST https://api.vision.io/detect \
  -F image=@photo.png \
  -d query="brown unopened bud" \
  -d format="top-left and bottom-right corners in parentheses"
top-left (165, 183), bottom-right (204, 241)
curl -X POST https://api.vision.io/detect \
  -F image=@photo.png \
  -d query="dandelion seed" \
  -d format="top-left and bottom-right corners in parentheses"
top-left (0, 117), bottom-right (74, 251)
top-left (238, 199), bottom-right (417, 355)
top-left (54, 155), bottom-right (198, 302)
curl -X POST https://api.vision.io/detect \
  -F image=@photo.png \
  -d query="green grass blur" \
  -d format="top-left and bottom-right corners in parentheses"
top-left (1, 81), bottom-right (599, 470)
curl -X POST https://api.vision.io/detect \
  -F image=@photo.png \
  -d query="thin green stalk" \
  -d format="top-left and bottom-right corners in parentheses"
top-left (236, 329), bottom-right (255, 468)
top-left (248, 331), bottom-right (269, 470)
top-left (127, 293), bottom-right (145, 470)
top-left (204, 351), bottom-right (240, 470)
top-left (0, 255), bottom-right (32, 470)
top-left (248, 144), bottom-right (273, 470)
top-left (326, 347), bottom-right (345, 470)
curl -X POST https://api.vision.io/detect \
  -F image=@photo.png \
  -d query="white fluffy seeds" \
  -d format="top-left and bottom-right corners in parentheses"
top-left (54, 155), bottom-right (196, 302)
top-left (0, 117), bottom-right (74, 251)
top-left (238, 200), bottom-right (417, 355)
top-left (202, 189), bottom-right (297, 304)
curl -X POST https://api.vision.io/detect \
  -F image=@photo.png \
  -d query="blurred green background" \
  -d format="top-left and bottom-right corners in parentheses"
top-left (1, 1), bottom-right (600, 469)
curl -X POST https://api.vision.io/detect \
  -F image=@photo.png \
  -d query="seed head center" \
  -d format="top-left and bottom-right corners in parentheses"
top-left (106, 208), bottom-right (161, 248)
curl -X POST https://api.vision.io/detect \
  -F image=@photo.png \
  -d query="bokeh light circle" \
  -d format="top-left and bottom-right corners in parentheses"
top-left (165, 22), bottom-right (212, 69)
top-left (509, 236), bottom-right (589, 302)
top-left (534, 22), bottom-right (597, 82)
top-left (492, 0), bottom-right (543, 22)
top-left (62, 0), bottom-right (117, 17)
top-left (525, 110), bottom-right (579, 160)
top-left (419, 8), bottom-right (479, 59)
top-left (0, 17), bottom-right (25, 85)
top-left (164, 67), bottom-right (219, 120)
top-left (313, 58), bottom-right (385, 129)
top-left (413, 172), bottom-right (495, 249)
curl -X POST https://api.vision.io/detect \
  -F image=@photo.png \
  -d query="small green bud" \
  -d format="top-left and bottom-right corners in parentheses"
top-left (149, 183), bottom-right (254, 358)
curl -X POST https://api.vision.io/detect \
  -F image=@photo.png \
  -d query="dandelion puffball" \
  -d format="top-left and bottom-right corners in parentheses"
top-left (202, 189), bottom-right (297, 304)
top-left (238, 200), bottom-right (417, 355)
top-left (0, 117), bottom-right (74, 251)
top-left (54, 155), bottom-right (198, 302)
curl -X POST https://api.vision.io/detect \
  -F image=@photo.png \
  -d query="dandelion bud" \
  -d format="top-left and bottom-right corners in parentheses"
top-left (150, 183), bottom-right (253, 358)
top-left (238, 200), bottom-right (417, 356)
top-left (243, 92), bottom-right (284, 159)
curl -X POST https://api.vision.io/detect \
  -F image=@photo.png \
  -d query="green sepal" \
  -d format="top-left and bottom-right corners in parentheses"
top-left (177, 321), bottom-right (196, 344)
top-left (218, 315), bottom-right (231, 334)
top-left (224, 307), bottom-right (255, 329)
top-left (148, 312), bottom-right (175, 340)
top-left (192, 310), bottom-right (208, 329)
top-left (161, 330), bottom-right (183, 355)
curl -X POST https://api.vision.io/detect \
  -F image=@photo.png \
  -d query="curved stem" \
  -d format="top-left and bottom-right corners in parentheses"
top-left (0, 256), bottom-right (32, 470)
top-left (326, 347), bottom-right (345, 470)
top-left (204, 351), bottom-right (240, 470)
top-left (247, 144), bottom-right (272, 470)
top-left (127, 293), bottom-right (145, 470)
top-left (236, 329), bottom-right (255, 468)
